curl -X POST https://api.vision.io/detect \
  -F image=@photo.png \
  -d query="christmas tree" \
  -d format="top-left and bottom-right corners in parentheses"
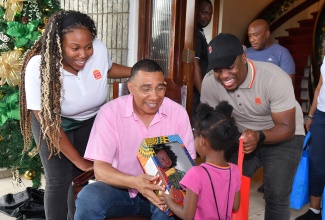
top-left (0, 0), bottom-right (60, 188)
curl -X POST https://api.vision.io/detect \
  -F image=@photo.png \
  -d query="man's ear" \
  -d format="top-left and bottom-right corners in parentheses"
top-left (265, 30), bottom-right (270, 39)
top-left (242, 53), bottom-right (247, 63)
top-left (127, 81), bottom-right (133, 95)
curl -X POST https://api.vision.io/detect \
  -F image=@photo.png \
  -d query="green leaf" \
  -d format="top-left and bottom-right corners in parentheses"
top-left (6, 22), bottom-right (27, 37)
top-left (0, 7), bottom-right (4, 18)
top-left (16, 38), bottom-right (28, 48)
top-left (27, 20), bottom-right (40, 32)
top-left (30, 32), bottom-right (41, 41)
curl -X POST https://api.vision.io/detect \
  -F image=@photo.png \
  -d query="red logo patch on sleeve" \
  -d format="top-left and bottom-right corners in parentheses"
top-left (255, 97), bottom-right (262, 105)
top-left (93, 70), bottom-right (102, 80)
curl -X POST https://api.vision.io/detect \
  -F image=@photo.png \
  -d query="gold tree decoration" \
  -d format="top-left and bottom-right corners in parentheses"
top-left (0, 0), bottom-right (26, 21)
top-left (0, 49), bottom-right (22, 86)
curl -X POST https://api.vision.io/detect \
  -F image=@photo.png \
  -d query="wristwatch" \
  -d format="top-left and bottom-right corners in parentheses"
top-left (257, 130), bottom-right (266, 144)
top-left (307, 114), bottom-right (314, 120)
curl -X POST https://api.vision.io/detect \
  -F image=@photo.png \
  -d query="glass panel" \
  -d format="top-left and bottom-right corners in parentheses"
top-left (149, 0), bottom-right (173, 76)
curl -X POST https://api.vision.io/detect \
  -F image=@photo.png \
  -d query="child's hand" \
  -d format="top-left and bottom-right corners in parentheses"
top-left (156, 185), bottom-right (168, 211)
top-left (161, 186), bottom-right (175, 204)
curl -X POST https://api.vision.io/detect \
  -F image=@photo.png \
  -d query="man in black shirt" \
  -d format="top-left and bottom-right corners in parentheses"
top-left (193, 0), bottom-right (213, 119)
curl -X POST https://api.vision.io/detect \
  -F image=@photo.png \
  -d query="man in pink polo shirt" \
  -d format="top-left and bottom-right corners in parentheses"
top-left (75, 59), bottom-right (195, 220)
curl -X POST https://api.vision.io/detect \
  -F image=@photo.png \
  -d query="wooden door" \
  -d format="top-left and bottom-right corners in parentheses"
top-left (138, 0), bottom-right (196, 118)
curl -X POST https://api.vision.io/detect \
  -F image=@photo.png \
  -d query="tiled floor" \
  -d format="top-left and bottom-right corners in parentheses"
top-left (248, 168), bottom-right (309, 219)
top-left (0, 168), bottom-right (309, 220)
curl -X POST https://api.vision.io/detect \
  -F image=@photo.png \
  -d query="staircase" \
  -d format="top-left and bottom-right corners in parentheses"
top-left (276, 11), bottom-right (318, 116)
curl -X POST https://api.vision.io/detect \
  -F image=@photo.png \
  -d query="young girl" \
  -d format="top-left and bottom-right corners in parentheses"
top-left (161, 101), bottom-right (241, 220)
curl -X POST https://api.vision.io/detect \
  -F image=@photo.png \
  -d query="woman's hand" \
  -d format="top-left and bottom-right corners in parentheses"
top-left (305, 118), bottom-right (312, 131)
top-left (75, 159), bottom-right (93, 171)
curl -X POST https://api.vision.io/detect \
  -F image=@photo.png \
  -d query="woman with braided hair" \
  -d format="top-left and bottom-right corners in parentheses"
top-left (19, 10), bottom-right (131, 219)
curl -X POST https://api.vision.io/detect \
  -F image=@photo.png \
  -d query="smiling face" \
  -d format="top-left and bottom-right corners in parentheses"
top-left (127, 70), bottom-right (165, 117)
top-left (213, 54), bottom-right (248, 91)
top-left (156, 150), bottom-right (173, 170)
top-left (61, 27), bottom-right (94, 74)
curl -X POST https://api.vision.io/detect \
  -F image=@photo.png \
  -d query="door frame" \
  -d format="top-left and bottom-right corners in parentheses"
top-left (137, 0), bottom-right (219, 120)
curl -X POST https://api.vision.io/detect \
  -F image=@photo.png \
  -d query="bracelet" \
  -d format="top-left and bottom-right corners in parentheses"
top-left (307, 114), bottom-right (314, 120)
top-left (257, 130), bottom-right (266, 144)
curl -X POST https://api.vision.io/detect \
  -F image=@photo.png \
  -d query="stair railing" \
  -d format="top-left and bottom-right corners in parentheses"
top-left (242, 0), bottom-right (321, 47)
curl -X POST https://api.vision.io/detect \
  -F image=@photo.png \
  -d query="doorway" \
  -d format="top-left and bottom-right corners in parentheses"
top-left (137, 0), bottom-right (219, 119)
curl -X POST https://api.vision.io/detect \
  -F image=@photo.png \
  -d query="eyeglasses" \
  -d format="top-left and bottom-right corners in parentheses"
top-left (129, 80), bottom-right (167, 96)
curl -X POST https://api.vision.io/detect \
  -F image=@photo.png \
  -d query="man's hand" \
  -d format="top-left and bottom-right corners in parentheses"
top-left (133, 174), bottom-right (166, 210)
top-left (240, 129), bottom-right (259, 154)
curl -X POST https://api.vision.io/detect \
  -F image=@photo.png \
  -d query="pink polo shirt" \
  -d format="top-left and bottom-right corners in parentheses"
top-left (84, 94), bottom-right (195, 197)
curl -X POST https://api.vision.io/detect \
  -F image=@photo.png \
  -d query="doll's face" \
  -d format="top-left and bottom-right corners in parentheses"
top-left (156, 150), bottom-right (172, 171)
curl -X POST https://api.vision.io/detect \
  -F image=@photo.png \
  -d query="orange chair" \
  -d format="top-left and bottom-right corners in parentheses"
top-left (72, 78), bottom-right (186, 220)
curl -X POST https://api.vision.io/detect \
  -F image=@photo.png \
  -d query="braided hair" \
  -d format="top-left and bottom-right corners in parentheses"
top-left (20, 10), bottom-right (97, 157)
top-left (194, 101), bottom-right (239, 151)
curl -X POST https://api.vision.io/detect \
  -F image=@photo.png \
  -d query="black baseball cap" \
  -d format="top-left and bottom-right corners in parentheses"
top-left (207, 33), bottom-right (244, 71)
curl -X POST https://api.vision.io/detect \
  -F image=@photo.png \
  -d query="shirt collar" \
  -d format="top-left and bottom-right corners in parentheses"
top-left (239, 59), bottom-right (256, 89)
top-left (125, 94), bottom-right (134, 117)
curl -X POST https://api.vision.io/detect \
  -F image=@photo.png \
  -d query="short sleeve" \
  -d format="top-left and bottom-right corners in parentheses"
top-left (179, 167), bottom-right (201, 195)
top-left (232, 164), bottom-right (241, 192)
top-left (195, 34), bottom-right (204, 58)
top-left (25, 55), bottom-right (41, 110)
top-left (279, 48), bottom-right (295, 74)
top-left (201, 72), bottom-right (220, 107)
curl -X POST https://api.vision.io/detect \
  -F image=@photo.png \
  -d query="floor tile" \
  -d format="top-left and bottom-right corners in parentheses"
top-left (0, 168), bottom-right (312, 220)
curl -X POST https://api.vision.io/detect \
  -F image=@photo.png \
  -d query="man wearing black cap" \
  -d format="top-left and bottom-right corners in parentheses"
top-left (201, 33), bottom-right (305, 220)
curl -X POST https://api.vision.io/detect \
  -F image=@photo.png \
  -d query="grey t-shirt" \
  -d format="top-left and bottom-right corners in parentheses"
top-left (201, 59), bottom-right (305, 136)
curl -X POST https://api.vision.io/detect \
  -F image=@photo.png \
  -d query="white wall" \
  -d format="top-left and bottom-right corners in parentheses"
top-left (218, 0), bottom-right (271, 41)
top-left (127, 0), bottom-right (139, 67)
